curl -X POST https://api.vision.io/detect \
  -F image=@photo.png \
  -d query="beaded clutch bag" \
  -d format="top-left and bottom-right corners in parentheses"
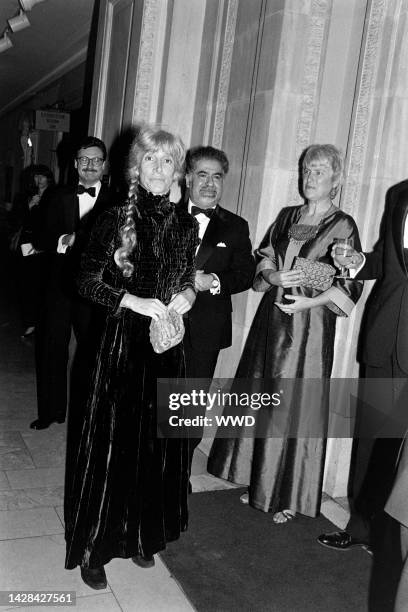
top-left (292, 257), bottom-right (336, 291)
top-left (149, 309), bottom-right (185, 354)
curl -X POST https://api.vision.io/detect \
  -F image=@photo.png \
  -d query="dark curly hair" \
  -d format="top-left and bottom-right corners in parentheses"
top-left (186, 145), bottom-right (229, 175)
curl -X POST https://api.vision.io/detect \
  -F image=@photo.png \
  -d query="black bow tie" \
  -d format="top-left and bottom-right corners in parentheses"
top-left (191, 205), bottom-right (215, 218)
top-left (77, 185), bottom-right (96, 197)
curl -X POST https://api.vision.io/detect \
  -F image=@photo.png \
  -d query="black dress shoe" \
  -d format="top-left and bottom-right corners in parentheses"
top-left (30, 419), bottom-right (52, 430)
top-left (131, 554), bottom-right (155, 569)
top-left (30, 417), bottom-right (65, 430)
top-left (22, 326), bottom-right (35, 338)
top-left (317, 531), bottom-right (372, 554)
top-left (80, 566), bottom-right (107, 590)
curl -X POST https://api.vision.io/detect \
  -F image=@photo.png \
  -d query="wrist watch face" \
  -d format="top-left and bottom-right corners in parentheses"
top-left (211, 278), bottom-right (219, 288)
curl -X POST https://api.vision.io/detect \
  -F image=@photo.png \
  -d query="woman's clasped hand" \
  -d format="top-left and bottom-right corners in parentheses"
top-left (120, 294), bottom-right (168, 319)
top-left (263, 269), bottom-right (305, 288)
top-left (121, 287), bottom-right (195, 319)
top-left (275, 294), bottom-right (320, 315)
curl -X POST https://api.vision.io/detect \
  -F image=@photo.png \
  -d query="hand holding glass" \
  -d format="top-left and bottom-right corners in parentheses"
top-left (333, 238), bottom-right (353, 277)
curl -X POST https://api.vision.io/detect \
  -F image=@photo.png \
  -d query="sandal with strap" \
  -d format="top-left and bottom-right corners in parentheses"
top-left (239, 492), bottom-right (249, 505)
top-left (273, 509), bottom-right (296, 524)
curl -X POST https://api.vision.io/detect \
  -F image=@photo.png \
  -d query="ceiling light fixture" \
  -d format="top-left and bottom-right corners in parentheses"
top-left (8, 9), bottom-right (30, 33)
top-left (0, 31), bottom-right (13, 53)
top-left (19, 0), bottom-right (47, 11)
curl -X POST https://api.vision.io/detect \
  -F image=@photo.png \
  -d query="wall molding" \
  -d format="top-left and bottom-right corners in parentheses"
top-left (342, 0), bottom-right (387, 221)
top-left (287, 0), bottom-right (333, 206)
top-left (202, 0), bottom-right (225, 145)
top-left (212, 0), bottom-right (239, 148)
top-left (92, 2), bottom-right (114, 138)
top-left (133, 0), bottom-right (163, 123)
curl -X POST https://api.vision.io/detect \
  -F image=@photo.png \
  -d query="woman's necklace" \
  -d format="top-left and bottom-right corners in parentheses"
top-left (288, 203), bottom-right (336, 243)
top-left (288, 223), bottom-right (319, 243)
top-left (297, 202), bottom-right (335, 225)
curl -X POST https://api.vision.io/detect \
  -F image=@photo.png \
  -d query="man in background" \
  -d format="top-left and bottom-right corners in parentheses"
top-left (31, 136), bottom-right (112, 430)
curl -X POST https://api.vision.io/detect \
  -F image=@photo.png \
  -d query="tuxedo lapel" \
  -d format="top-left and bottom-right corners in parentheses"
top-left (93, 184), bottom-right (111, 212)
top-left (63, 191), bottom-right (79, 233)
top-left (393, 193), bottom-right (408, 275)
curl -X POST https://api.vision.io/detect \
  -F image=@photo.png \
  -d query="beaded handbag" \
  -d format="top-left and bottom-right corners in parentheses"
top-left (149, 309), bottom-right (185, 354)
top-left (292, 256), bottom-right (336, 291)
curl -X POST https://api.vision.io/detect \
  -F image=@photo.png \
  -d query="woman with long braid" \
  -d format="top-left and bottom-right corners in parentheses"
top-left (64, 125), bottom-right (198, 590)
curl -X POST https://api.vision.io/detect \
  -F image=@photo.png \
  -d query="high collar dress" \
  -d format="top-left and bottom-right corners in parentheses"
top-left (64, 186), bottom-right (199, 569)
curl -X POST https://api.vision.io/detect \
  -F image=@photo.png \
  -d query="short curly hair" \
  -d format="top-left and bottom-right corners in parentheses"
top-left (186, 145), bottom-right (229, 175)
top-left (302, 144), bottom-right (344, 184)
top-left (76, 136), bottom-right (107, 161)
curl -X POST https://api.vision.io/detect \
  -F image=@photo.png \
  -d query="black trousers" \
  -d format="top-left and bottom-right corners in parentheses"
top-left (35, 284), bottom-right (92, 424)
top-left (346, 356), bottom-right (408, 542)
top-left (17, 253), bottom-right (47, 329)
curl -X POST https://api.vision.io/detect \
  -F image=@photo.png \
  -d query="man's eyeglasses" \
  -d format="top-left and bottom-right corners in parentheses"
top-left (77, 156), bottom-right (104, 167)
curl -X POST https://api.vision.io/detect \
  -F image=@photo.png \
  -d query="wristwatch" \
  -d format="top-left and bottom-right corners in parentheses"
top-left (210, 274), bottom-right (220, 290)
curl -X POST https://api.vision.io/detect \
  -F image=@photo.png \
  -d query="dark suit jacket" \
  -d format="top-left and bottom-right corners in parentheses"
top-left (357, 180), bottom-right (408, 371)
top-left (40, 183), bottom-right (113, 297)
top-left (185, 204), bottom-right (255, 351)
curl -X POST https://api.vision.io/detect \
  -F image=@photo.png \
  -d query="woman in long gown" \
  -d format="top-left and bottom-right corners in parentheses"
top-left (64, 125), bottom-right (198, 589)
top-left (208, 144), bottom-right (363, 522)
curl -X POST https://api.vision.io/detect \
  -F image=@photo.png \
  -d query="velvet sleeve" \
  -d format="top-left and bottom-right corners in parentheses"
top-left (178, 221), bottom-right (199, 293)
top-left (77, 208), bottom-right (126, 314)
top-left (324, 215), bottom-right (364, 316)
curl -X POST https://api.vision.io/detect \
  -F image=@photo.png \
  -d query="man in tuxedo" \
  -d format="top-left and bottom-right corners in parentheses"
top-left (184, 145), bottom-right (255, 378)
top-left (31, 136), bottom-right (112, 430)
top-left (318, 180), bottom-right (408, 552)
top-left (182, 146), bottom-right (255, 461)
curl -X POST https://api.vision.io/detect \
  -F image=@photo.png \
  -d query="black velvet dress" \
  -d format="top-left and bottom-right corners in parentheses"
top-left (64, 186), bottom-right (198, 570)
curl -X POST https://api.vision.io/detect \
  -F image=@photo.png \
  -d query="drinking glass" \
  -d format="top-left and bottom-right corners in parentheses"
top-left (333, 238), bottom-right (353, 278)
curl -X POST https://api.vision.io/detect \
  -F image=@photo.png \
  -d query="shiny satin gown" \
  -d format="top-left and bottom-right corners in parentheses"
top-left (208, 205), bottom-right (363, 517)
top-left (64, 187), bottom-right (198, 569)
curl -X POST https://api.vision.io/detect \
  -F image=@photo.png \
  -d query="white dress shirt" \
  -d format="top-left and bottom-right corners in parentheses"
top-left (188, 199), bottom-right (214, 249)
top-left (188, 199), bottom-right (220, 294)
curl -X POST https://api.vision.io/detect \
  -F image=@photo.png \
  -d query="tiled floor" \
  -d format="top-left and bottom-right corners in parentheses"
top-left (0, 276), bottom-right (237, 611)
top-left (0, 237), bottom-right (352, 611)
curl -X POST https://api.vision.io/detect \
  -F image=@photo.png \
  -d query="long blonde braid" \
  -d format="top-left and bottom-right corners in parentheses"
top-left (114, 179), bottom-right (139, 278)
